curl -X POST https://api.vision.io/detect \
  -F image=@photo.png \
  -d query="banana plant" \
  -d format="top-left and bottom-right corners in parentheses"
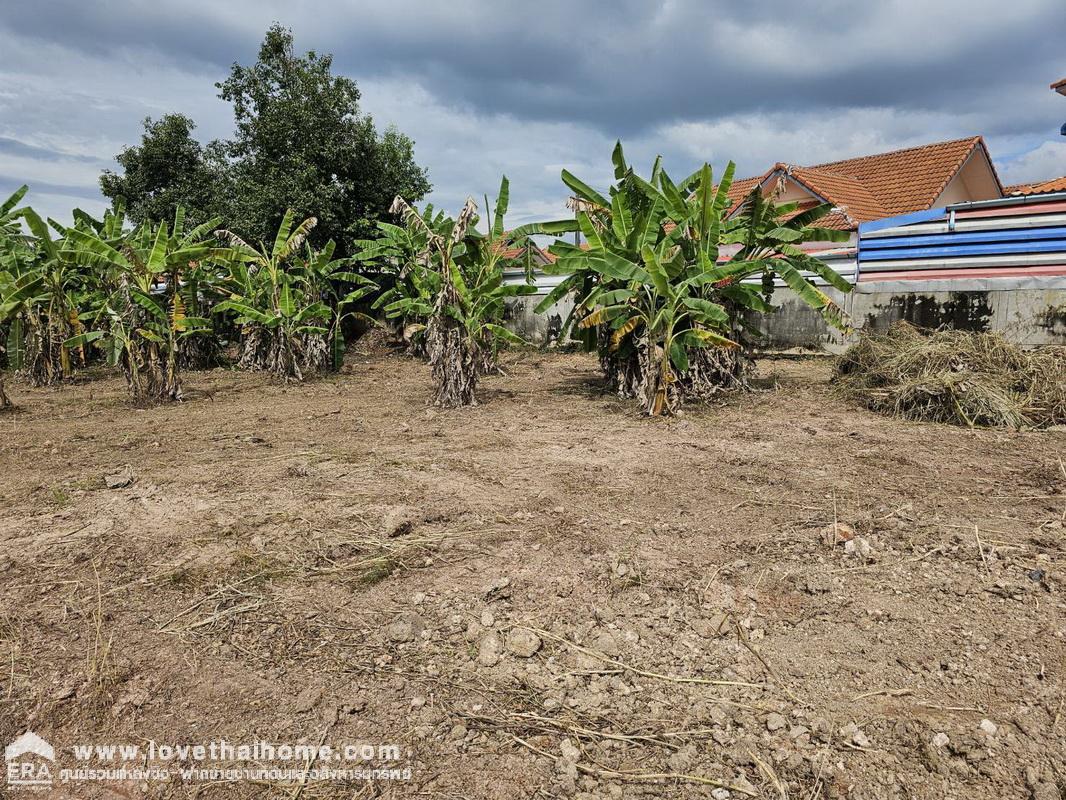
top-left (0, 189), bottom-right (35, 378)
top-left (214, 210), bottom-right (336, 381)
top-left (290, 239), bottom-right (379, 371)
top-left (729, 186), bottom-right (852, 327)
top-left (0, 185), bottom-right (28, 239)
top-left (386, 177), bottom-right (575, 406)
top-left (62, 215), bottom-right (216, 402)
top-left (0, 259), bottom-right (43, 410)
top-left (162, 206), bottom-right (226, 369)
top-left (0, 201), bottom-right (96, 386)
top-left (534, 142), bottom-right (851, 415)
top-left (355, 204), bottom-right (446, 356)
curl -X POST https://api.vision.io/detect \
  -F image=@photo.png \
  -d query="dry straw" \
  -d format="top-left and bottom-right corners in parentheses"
top-left (835, 322), bottom-right (1066, 428)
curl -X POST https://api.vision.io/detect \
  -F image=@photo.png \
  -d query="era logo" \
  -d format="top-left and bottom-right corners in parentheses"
top-left (5, 731), bottom-right (55, 789)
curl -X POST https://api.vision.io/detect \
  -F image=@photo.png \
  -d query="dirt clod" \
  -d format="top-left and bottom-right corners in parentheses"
top-left (505, 628), bottom-right (542, 658)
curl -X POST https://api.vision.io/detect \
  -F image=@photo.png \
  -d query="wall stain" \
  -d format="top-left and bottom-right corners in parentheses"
top-left (865, 292), bottom-right (992, 333)
top-left (1037, 304), bottom-right (1066, 337)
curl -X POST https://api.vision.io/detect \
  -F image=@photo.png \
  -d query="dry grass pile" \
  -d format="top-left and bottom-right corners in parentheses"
top-left (835, 322), bottom-right (1066, 428)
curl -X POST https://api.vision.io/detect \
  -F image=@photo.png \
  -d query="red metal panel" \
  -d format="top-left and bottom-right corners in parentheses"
top-left (954, 200), bottom-right (1066, 219)
top-left (858, 264), bottom-right (1066, 281)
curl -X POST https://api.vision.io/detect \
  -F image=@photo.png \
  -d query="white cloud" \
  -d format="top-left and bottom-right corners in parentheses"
top-left (998, 140), bottom-right (1066, 185)
top-left (658, 107), bottom-right (994, 174)
top-left (358, 78), bottom-right (616, 225)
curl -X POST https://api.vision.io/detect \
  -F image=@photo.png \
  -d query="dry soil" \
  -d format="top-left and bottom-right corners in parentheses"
top-left (0, 348), bottom-right (1063, 799)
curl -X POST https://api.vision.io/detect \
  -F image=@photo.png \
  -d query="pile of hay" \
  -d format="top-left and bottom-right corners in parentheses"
top-left (835, 323), bottom-right (1066, 428)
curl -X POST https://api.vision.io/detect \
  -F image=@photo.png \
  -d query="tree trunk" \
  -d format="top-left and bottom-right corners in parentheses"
top-left (426, 285), bottom-right (479, 407)
top-left (19, 306), bottom-right (76, 387)
top-left (116, 278), bottom-right (183, 405)
top-left (21, 311), bottom-right (53, 386)
top-left (600, 325), bottom-right (646, 402)
top-left (0, 373), bottom-right (12, 412)
top-left (680, 346), bottom-right (751, 399)
top-left (476, 333), bottom-right (498, 376)
top-left (238, 325), bottom-right (304, 381)
top-left (300, 331), bottom-right (331, 373)
top-left (641, 343), bottom-right (684, 416)
top-left (177, 335), bottom-right (223, 370)
top-left (237, 324), bottom-right (270, 371)
top-left (121, 339), bottom-right (183, 404)
top-left (599, 327), bottom-right (746, 415)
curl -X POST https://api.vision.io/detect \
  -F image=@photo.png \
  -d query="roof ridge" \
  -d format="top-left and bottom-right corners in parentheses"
top-left (1006, 175), bottom-right (1066, 194)
top-left (729, 136), bottom-right (982, 187)
top-left (808, 136), bottom-right (981, 171)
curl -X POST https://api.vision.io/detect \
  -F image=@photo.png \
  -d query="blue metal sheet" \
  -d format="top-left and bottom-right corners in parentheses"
top-left (860, 225), bottom-right (1066, 249)
top-left (858, 207), bottom-right (947, 234)
top-left (859, 239), bottom-right (1066, 261)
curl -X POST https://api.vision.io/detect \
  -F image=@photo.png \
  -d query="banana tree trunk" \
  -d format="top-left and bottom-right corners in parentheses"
top-left (121, 338), bottom-right (183, 404)
top-left (476, 332), bottom-right (498, 375)
top-left (19, 305), bottom-right (76, 387)
top-left (177, 334), bottom-right (222, 370)
top-left (237, 324), bottom-right (270, 371)
top-left (237, 325), bottom-right (304, 381)
top-left (0, 373), bottom-right (12, 411)
top-left (600, 325), bottom-right (646, 402)
top-left (681, 346), bottom-right (751, 399)
top-left (21, 310), bottom-right (53, 386)
top-left (300, 331), bottom-right (331, 373)
top-left (117, 278), bottom-right (183, 404)
top-left (643, 342), bottom-right (684, 416)
top-left (426, 284), bottom-right (479, 407)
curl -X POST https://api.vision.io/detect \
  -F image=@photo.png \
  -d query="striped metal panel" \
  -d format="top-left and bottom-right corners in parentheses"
top-left (863, 212), bottom-right (1066, 238)
top-left (861, 225), bottom-right (1066, 250)
top-left (857, 192), bottom-right (1066, 284)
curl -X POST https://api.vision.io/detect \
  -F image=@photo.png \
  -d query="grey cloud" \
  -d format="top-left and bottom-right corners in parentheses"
top-left (0, 1), bottom-right (1063, 223)
top-left (0, 174), bottom-right (103, 201)
top-left (0, 137), bottom-right (107, 165)
top-left (4, 1), bottom-right (1063, 136)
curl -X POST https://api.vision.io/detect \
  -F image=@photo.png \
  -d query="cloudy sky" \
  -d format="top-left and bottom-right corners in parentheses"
top-left (1, 0), bottom-right (1064, 227)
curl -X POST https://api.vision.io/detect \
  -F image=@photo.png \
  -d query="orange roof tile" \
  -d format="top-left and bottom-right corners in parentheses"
top-left (724, 137), bottom-right (999, 230)
top-left (807, 136), bottom-right (989, 216)
top-left (788, 166), bottom-right (886, 221)
top-left (491, 238), bottom-right (552, 263)
top-left (1006, 176), bottom-right (1066, 195)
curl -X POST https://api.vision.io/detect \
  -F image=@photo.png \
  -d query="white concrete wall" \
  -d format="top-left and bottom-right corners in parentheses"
top-left (748, 278), bottom-right (1066, 352)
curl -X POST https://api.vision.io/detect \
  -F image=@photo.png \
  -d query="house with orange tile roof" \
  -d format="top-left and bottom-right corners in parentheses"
top-left (1006, 176), bottom-right (1066, 196)
top-left (508, 134), bottom-right (1066, 348)
top-left (724, 136), bottom-right (1004, 236)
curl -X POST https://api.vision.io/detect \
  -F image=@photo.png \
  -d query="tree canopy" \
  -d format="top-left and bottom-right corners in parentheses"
top-left (100, 24), bottom-right (431, 255)
top-left (99, 114), bottom-right (226, 230)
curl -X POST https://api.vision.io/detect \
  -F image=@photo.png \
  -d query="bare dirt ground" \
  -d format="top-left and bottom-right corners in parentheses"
top-left (1, 347), bottom-right (1064, 800)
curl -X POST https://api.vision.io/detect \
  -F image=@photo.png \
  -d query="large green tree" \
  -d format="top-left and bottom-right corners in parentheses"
top-left (100, 25), bottom-right (430, 256)
top-left (100, 114), bottom-right (227, 229)
top-left (215, 24), bottom-right (431, 254)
